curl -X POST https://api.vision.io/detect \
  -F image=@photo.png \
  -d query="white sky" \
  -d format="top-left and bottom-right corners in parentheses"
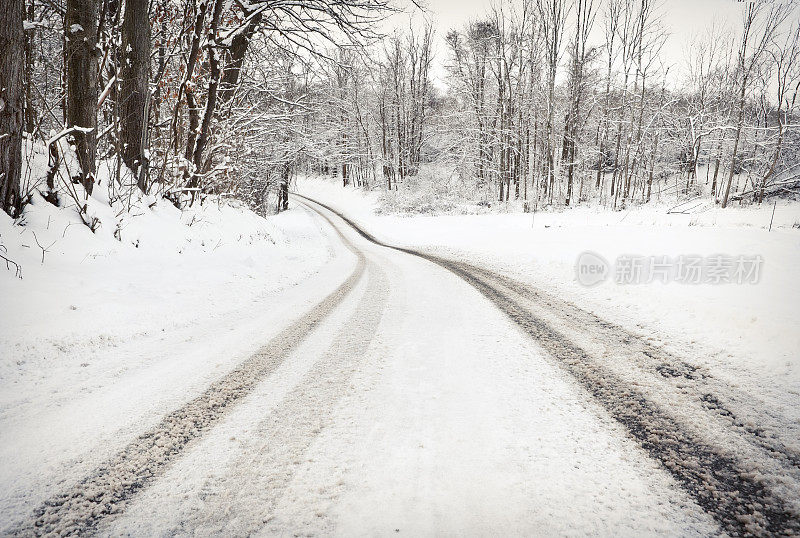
top-left (386, 0), bottom-right (749, 88)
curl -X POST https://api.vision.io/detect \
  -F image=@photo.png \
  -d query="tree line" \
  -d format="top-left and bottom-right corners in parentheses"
top-left (1, 0), bottom-right (799, 222)
top-left (307, 0), bottom-right (800, 211)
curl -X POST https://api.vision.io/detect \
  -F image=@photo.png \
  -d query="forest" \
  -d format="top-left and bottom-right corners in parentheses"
top-left (1, 0), bottom-right (799, 223)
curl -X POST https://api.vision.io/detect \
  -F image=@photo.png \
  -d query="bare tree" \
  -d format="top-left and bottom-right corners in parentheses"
top-left (537, 0), bottom-right (568, 201)
top-left (758, 18), bottom-right (800, 202)
top-left (447, 21), bottom-right (499, 186)
top-left (564, 0), bottom-right (596, 205)
top-left (721, 1), bottom-right (792, 208)
top-left (595, 0), bottom-right (620, 197)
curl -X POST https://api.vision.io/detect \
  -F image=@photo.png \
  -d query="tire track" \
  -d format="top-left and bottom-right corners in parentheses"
top-left (295, 192), bottom-right (800, 536)
top-left (437, 261), bottom-right (798, 537)
top-left (459, 259), bottom-right (800, 473)
top-left (10, 205), bottom-right (367, 537)
top-left (114, 259), bottom-right (391, 536)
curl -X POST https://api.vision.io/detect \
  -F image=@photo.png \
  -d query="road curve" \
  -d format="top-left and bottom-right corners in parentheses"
top-left (98, 195), bottom-right (717, 536)
top-left (11, 192), bottom-right (794, 536)
top-left (294, 192), bottom-right (800, 537)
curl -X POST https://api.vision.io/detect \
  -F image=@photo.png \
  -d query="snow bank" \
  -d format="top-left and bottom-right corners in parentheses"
top-left (2, 143), bottom-right (331, 366)
top-left (0, 179), bottom-right (328, 382)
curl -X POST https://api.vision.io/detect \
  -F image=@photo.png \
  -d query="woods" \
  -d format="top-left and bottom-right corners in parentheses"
top-left (426, 0), bottom-right (800, 210)
top-left (1, 0), bottom-right (799, 222)
top-left (0, 0), bottom-right (395, 220)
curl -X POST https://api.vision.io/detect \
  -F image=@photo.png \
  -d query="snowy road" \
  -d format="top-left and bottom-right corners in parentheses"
top-left (5, 195), bottom-right (799, 535)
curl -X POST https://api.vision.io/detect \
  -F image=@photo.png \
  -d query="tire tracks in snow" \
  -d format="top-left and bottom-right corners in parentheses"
top-left (295, 192), bottom-right (800, 537)
top-left (10, 205), bottom-right (368, 537)
top-left (460, 262), bottom-right (800, 472)
top-left (434, 261), bottom-right (799, 537)
top-left (116, 257), bottom-right (390, 535)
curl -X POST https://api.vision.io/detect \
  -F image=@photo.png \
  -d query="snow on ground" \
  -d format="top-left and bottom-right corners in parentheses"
top-left (296, 175), bottom-right (800, 415)
top-left (0, 169), bottom-right (353, 528)
top-left (1, 160), bottom-right (795, 533)
top-left (98, 199), bottom-right (719, 536)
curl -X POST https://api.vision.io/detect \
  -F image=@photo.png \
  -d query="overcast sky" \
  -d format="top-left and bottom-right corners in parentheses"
top-left (386, 0), bottom-right (748, 88)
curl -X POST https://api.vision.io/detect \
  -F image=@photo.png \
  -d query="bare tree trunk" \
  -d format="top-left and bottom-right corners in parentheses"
top-left (173, 0), bottom-right (207, 161)
top-left (65, 0), bottom-right (100, 195)
top-left (545, 73), bottom-right (556, 200)
top-left (219, 7), bottom-right (262, 107)
top-left (596, 69), bottom-right (612, 190)
top-left (711, 133), bottom-right (722, 199)
top-left (626, 70), bottom-right (647, 199)
top-left (278, 163), bottom-right (289, 211)
top-left (721, 89), bottom-right (746, 208)
top-left (184, 89), bottom-right (199, 166)
top-left (119, 0), bottom-right (150, 191)
top-left (188, 0), bottom-right (223, 190)
top-left (23, 0), bottom-right (35, 135)
top-left (646, 131), bottom-right (659, 203)
top-left (0, 0), bottom-right (24, 216)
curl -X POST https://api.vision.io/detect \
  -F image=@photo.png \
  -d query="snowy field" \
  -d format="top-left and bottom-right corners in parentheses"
top-left (296, 175), bottom-right (800, 416)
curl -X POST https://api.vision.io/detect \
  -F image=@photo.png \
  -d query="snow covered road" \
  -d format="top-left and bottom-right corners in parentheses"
top-left (292, 195), bottom-right (800, 536)
top-left (6, 194), bottom-right (797, 535)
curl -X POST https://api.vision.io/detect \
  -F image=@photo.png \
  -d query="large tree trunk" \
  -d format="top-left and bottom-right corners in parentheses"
top-left (119, 0), bottom-right (150, 191)
top-left (65, 0), bottom-right (100, 195)
top-left (0, 0), bottom-right (24, 217)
